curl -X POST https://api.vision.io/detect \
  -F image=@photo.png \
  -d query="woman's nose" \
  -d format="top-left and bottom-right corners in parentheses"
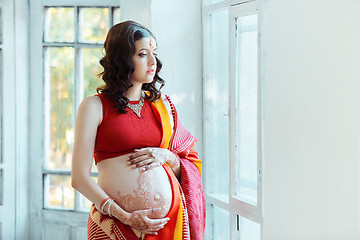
top-left (148, 54), bottom-right (156, 66)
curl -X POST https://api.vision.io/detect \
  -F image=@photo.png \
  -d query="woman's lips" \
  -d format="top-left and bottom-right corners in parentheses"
top-left (147, 69), bottom-right (155, 74)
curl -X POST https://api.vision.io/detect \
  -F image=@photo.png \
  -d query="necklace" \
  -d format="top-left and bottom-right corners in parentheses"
top-left (127, 96), bottom-right (144, 118)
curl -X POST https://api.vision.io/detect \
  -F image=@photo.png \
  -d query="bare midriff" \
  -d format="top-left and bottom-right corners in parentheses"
top-left (97, 153), bottom-right (173, 219)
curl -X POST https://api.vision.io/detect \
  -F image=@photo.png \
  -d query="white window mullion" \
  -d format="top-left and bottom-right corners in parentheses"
top-left (74, 9), bottom-right (81, 210)
top-left (229, 3), bottom-right (237, 202)
top-left (29, 0), bottom-right (45, 238)
top-left (257, 4), bottom-right (265, 218)
top-left (109, 6), bottom-right (114, 27)
top-left (229, 197), bottom-right (261, 222)
top-left (74, 6), bottom-right (81, 211)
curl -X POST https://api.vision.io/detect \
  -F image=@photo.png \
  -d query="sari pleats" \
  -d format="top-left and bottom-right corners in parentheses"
top-left (180, 157), bottom-right (206, 240)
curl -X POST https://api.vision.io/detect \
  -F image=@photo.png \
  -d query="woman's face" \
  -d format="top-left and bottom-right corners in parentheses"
top-left (130, 37), bottom-right (157, 86)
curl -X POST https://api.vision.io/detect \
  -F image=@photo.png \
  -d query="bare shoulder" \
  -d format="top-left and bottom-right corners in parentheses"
top-left (79, 96), bottom-right (102, 110)
top-left (77, 96), bottom-right (102, 123)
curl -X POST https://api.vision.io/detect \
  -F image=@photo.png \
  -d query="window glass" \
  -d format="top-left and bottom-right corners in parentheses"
top-left (81, 48), bottom-right (104, 98)
top-left (79, 176), bottom-right (98, 211)
top-left (44, 7), bottom-right (74, 43)
top-left (0, 49), bottom-right (2, 165)
top-left (213, 205), bottom-right (230, 239)
top-left (0, 8), bottom-right (3, 165)
top-left (204, 10), bottom-right (229, 202)
top-left (238, 216), bottom-right (261, 240)
top-left (43, 6), bottom-right (116, 211)
top-left (0, 169), bottom-right (3, 205)
top-left (46, 47), bottom-right (75, 170)
top-left (0, 8), bottom-right (2, 43)
top-left (203, 0), bottom-right (224, 5)
top-left (45, 174), bottom-right (74, 209)
top-left (113, 7), bottom-right (121, 24)
top-left (235, 14), bottom-right (258, 205)
top-left (79, 8), bottom-right (109, 43)
top-left (0, 8), bottom-right (3, 207)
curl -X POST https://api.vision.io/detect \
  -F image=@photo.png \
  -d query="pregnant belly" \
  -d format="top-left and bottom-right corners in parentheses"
top-left (97, 155), bottom-right (173, 219)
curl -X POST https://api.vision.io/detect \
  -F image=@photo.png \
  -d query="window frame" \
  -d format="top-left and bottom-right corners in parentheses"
top-left (202, 0), bottom-right (264, 239)
top-left (29, 0), bottom-right (120, 238)
top-left (42, 5), bottom-right (119, 212)
top-left (0, 2), bottom-right (17, 239)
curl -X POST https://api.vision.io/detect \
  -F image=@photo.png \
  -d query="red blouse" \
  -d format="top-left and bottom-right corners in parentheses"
top-left (94, 93), bottom-right (162, 164)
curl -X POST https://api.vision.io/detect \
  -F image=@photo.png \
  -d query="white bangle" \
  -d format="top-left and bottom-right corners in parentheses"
top-left (107, 199), bottom-right (113, 217)
top-left (101, 198), bottom-right (112, 213)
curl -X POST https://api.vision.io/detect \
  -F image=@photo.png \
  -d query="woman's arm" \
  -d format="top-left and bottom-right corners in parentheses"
top-left (71, 96), bottom-right (107, 208)
top-left (71, 96), bottom-right (168, 234)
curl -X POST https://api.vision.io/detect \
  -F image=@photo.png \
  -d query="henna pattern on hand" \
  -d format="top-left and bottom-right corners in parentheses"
top-left (128, 212), bottom-right (147, 229)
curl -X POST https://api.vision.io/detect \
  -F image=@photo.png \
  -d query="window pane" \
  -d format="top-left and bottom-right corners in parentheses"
top-left (203, 0), bottom-right (223, 5)
top-left (82, 48), bottom-right (104, 98)
top-left (45, 174), bottom-right (74, 209)
top-left (0, 169), bottom-right (3, 205)
top-left (113, 8), bottom-right (121, 25)
top-left (44, 7), bottom-right (74, 43)
top-left (0, 49), bottom-right (2, 164)
top-left (238, 216), bottom-right (261, 240)
top-left (79, 8), bottom-right (109, 43)
top-left (204, 10), bottom-right (229, 201)
top-left (79, 176), bottom-right (98, 211)
top-left (0, 8), bottom-right (2, 43)
top-left (91, 161), bottom-right (97, 172)
top-left (235, 15), bottom-right (258, 205)
top-left (46, 47), bottom-right (75, 170)
top-left (213, 205), bottom-right (230, 239)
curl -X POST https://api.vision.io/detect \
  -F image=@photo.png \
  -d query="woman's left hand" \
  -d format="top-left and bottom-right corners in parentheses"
top-left (127, 147), bottom-right (178, 171)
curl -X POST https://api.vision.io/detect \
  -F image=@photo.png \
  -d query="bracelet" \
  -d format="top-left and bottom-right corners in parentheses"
top-left (107, 199), bottom-right (113, 217)
top-left (101, 198), bottom-right (112, 213)
top-left (100, 197), bottom-right (111, 211)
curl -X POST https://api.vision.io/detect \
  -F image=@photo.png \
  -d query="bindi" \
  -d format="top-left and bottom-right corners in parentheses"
top-left (149, 38), bottom-right (156, 50)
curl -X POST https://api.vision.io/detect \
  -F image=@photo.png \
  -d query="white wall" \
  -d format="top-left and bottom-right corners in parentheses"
top-left (119, 0), bottom-right (152, 27)
top-left (262, 0), bottom-right (360, 239)
top-left (151, 0), bottom-right (203, 155)
top-left (119, 0), bottom-right (203, 155)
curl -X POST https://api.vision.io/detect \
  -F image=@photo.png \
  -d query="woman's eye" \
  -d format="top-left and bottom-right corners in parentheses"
top-left (153, 52), bottom-right (158, 57)
top-left (139, 53), bottom-right (147, 57)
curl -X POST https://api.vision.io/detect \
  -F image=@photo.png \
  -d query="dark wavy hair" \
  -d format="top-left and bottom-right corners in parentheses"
top-left (97, 21), bottom-right (165, 113)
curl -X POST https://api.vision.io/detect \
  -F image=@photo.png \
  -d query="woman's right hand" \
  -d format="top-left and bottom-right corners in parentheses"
top-left (112, 204), bottom-right (170, 235)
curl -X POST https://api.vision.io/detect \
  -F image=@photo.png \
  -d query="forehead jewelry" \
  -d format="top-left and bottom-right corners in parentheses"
top-left (127, 95), bottom-right (144, 118)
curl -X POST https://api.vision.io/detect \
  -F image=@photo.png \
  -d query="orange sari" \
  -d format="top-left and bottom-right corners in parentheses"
top-left (87, 95), bottom-right (205, 240)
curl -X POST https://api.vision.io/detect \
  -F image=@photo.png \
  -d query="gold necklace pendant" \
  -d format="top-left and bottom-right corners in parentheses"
top-left (127, 97), bottom-right (144, 118)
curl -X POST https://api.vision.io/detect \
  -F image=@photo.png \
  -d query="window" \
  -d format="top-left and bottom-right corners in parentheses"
top-left (0, 1), bottom-right (18, 238)
top-left (42, 5), bottom-right (120, 212)
top-left (203, 0), bottom-right (263, 239)
top-left (0, 7), bottom-right (3, 207)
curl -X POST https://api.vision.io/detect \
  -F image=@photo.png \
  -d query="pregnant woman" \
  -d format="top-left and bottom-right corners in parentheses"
top-left (71, 21), bottom-right (205, 240)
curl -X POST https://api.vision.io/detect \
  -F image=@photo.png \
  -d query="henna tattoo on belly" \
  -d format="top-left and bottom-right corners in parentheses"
top-left (114, 169), bottom-right (172, 219)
